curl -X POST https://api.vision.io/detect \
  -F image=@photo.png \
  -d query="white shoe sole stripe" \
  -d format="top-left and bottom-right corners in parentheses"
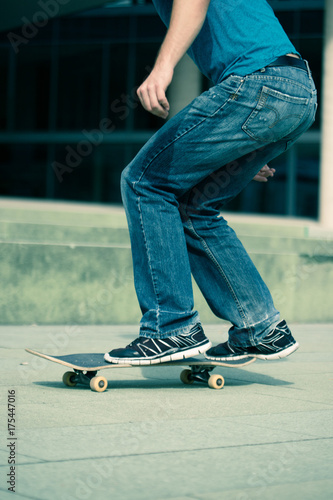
top-left (252, 342), bottom-right (299, 360)
top-left (105, 341), bottom-right (212, 365)
top-left (205, 342), bottom-right (299, 362)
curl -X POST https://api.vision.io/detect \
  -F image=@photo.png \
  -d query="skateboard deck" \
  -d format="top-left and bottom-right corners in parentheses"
top-left (25, 348), bottom-right (256, 392)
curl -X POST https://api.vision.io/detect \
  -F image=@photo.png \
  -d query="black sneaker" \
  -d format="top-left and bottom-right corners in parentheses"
top-left (104, 324), bottom-right (211, 365)
top-left (205, 320), bottom-right (299, 361)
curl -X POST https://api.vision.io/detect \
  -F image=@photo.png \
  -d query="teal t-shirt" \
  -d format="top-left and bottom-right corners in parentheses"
top-left (152, 0), bottom-right (299, 84)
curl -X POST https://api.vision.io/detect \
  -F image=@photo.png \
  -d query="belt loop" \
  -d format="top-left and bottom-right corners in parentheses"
top-left (304, 59), bottom-right (312, 81)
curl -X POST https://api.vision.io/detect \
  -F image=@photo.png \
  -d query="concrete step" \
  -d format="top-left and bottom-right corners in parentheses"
top-left (0, 199), bottom-right (327, 250)
top-left (1, 221), bottom-right (330, 261)
top-left (0, 220), bottom-right (131, 245)
top-left (1, 198), bottom-right (332, 324)
top-left (0, 196), bottom-right (320, 236)
top-left (0, 220), bottom-right (330, 255)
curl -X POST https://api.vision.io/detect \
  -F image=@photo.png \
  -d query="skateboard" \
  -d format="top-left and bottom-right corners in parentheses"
top-left (25, 349), bottom-right (256, 392)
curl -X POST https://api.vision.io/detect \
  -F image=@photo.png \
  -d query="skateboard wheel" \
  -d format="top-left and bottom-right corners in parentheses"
top-left (180, 369), bottom-right (193, 385)
top-left (62, 371), bottom-right (77, 387)
top-left (208, 374), bottom-right (225, 390)
top-left (90, 376), bottom-right (108, 392)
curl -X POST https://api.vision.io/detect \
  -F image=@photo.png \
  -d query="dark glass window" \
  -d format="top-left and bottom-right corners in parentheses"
top-left (0, 144), bottom-right (48, 197)
top-left (300, 10), bottom-right (324, 35)
top-left (56, 45), bottom-right (102, 130)
top-left (0, 48), bottom-right (9, 130)
top-left (14, 46), bottom-right (51, 131)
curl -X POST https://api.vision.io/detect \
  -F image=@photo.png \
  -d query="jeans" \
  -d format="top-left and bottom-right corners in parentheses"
top-left (121, 62), bottom-right (317, 347)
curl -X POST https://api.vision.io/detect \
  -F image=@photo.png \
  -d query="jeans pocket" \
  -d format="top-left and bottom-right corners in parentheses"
top-left (242, 85), bottom-right (309, 143)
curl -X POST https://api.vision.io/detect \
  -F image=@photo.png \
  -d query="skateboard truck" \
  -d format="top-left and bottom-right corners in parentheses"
top-left (180, 366), bottom-right (225, 389)
top-left (63, 370), bottom-right (108, 392)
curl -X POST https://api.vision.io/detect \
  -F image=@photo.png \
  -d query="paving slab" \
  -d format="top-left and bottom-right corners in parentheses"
top-left (0, 324), bottom-right (332, 499)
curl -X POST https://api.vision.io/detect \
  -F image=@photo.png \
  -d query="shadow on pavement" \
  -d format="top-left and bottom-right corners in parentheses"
top-left (31, 366), bottom-right (293, 391)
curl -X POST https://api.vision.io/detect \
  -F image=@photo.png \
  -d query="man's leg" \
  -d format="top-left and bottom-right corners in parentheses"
top-left (105, 67), bottom-right (316, 364)
top-left (180, 145), bottom-right (298, 360)
top-left (105, 78), bottom-right (262, 364)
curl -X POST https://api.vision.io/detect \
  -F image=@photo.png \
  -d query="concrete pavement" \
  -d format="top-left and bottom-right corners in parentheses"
top-left (0, 323), bottom-right (332, 499)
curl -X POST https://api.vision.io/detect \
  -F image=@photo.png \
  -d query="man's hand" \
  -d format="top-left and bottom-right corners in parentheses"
top-left (253, 164), bottom-right (276, 182)
top-left (137, 65), bottom-right (173, 119)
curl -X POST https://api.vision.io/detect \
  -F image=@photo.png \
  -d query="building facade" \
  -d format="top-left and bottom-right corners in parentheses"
top-left (0, 0), bottom-right (325, 217)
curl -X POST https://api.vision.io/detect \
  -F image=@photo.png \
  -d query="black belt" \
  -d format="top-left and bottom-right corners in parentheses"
top-left (266, 55), bottom-right (308, 71)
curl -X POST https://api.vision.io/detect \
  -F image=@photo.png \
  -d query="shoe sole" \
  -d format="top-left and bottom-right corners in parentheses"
top-left (205, 352), bottom-right (249, 361)
top-left (250, 341), bottom-right (299, 360)
top-left (104, 341), bottom-right (212, 366)
top-left (205, 342), bottom-right (299, 362)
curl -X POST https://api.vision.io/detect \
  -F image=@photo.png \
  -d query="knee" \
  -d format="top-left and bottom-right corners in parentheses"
top-left (120, 164), bottom-right (134, 198)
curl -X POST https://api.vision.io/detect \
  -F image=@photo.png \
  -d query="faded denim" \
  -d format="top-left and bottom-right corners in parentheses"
top-left (121, 62), bottom-right (317, 347)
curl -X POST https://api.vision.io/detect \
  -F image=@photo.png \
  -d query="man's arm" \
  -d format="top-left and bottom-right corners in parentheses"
top-left (137, 0), bottom-right (211, 119)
